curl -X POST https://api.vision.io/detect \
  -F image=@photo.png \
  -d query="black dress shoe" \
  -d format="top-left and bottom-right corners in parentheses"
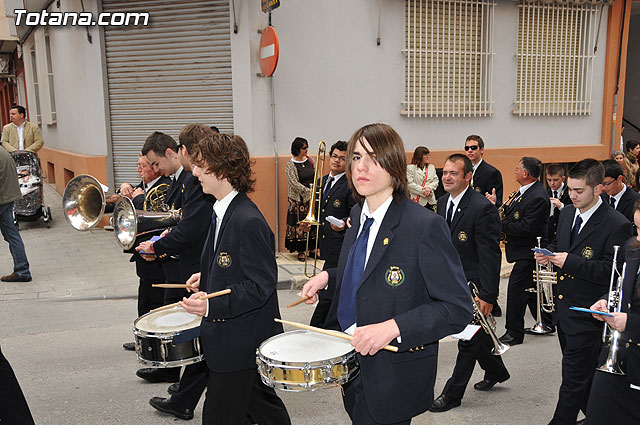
top-left (498, 332), bottom-right (523, 346)
top-left (136, 368), bottom-right (180, 383)
top-left (149, 397), bottom-right (194, 420)
top-left (429, 394), bottom-right (461, 413)
top-left (492, 304), bottom-right (502, 317)
top-left (122, 342), bottom-right (136, 351)
top-left (473, 379), bottom-right (498, 391)
top-left (168, 382), bottom-right (180, 395)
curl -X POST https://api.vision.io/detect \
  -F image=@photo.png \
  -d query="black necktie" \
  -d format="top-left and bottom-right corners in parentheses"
top-left (553, 190), bottom-right (557, 199)
top-left (208, 210), bottom-right (218, 265)
top-left (446, 200), bottom-right (454, 226)
top-left (337, 217), bottom-right (375, 331)
top-left (571, 215), bottom-right (583, 244)
top-left (323, 176), bottom-right (334, 202)
top-left (610, 197), bottom-right (616, 209)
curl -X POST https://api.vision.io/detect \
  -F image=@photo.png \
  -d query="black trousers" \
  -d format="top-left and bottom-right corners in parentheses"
top-left (137, 277), bottom-right (165, 316)
top-left (310, 259), bottom-right (338, 327)
top-left (203, 368), bottom-right (290, 425)
top-left (549, 325), bottom-right (602, 425)
top-left (0, 344), bottom-right (35, 425)
top-left (586, 370), bottom-right (640, 424)
top-left (505, 259), bottom-right (539, 338)
top-left (442, 328), bottom-right (510, 401)
top-left (171, 361), bottom-right (208, 410)
top-left (342, 374), bottom-right (411, 425)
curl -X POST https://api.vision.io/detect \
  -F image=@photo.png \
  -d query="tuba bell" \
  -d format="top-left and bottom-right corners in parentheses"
top-left (112, 197), bottom-right (181, 250)
top-left (62, 174), bottom-right (123, 231)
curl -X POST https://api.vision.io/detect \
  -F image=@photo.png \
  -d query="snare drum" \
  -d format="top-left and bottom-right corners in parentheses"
top-left (133, 308), bottom-right (204, 368)
top-left (256, 330), bottom-right (359, 391)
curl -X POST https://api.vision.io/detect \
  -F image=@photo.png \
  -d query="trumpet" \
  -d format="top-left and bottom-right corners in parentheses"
top-left (298, 141), bottom-right (326, 278)
top-left (597, 245), bottom-right (625, 375)
top-left (469, 282), bottom-right (510, 356)
top-left (527, 236), bottom-right (556, 334)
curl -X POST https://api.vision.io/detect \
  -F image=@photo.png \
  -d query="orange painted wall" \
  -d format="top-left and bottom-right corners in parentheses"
top-left (250, 144), bottom-right (610, 251)
top-left (37, 146), bottom-right (107, 194)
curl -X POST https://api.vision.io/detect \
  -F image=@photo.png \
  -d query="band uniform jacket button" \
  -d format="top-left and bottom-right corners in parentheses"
top-left (322, 235), bottom-right (325, 239)
top-left (558, 294), bottom-right (563, 300)
top-left (626, 343), bottom-right (630, 348)
top-left (322, 209), bottom-right (325, 212)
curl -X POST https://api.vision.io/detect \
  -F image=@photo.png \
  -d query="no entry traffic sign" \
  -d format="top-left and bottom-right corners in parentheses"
top-left (259, 26), bottom-right (279, 77)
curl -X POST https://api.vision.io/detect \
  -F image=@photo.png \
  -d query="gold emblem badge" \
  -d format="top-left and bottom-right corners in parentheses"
top-left (514, 211), bottom-right (520, 220)
top-left (582, 247), bottom-right (594, 259)
top-left (383, 237), bottom-right (389, 245)
top-left (458, 231), bottom-right (468, 242)
top-left (217, 252), bottom-right (232, 268)
top-left (333, 199), bottom-right (342, 208)
top-left (385, 266), bottom-right (405, 287)
top-left (475, 187), bottom-right (482, 193)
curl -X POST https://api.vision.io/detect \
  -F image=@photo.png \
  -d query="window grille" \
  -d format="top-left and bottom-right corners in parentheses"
top-left (29, 47), bottom-right (41, 125)
top-left (514, 1), bottom-right (598, 116)
top-left (403, 0), bottom-right (495, 117)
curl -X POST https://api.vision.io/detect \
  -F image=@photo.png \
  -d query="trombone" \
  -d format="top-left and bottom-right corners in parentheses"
top-left (527, 236), bottom-right (556, 334)
top-left (469, 282), bottom-right (509, 355)
top-left (299, 141), bottom-right (326, 278)
top-left (597, 245), bottom-right (625, 375)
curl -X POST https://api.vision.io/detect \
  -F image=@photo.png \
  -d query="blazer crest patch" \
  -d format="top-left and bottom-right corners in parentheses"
top-left (385, 266), bottom-right (405, 287)
top-left (581, 247), bottom-right (594, 259)
top-left (513, 211), bottom-right (520, 220)
top-left (475, 187), bottom-right (482, 193)
top-left (458, 231), bottom-right (468, 242)
top-left (217, 252), bottom-right (232, 268)
top-left (333, 199), bottom-right (342, 208)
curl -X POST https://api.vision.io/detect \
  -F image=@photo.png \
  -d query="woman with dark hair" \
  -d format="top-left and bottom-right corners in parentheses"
top-left (407, 146), bottom-right (438, 210)
top-left (301, 123), bottom-right (472, 424)
top-left (587, 200), bottom-right (640, 424)
top-left (285, 137), bottom-right (315, 261)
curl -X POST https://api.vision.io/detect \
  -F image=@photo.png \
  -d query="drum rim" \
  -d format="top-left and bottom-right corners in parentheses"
top-left (257, 329), bottom-right (355, 368)
top-left (133, 308), bottom-right (202, 337)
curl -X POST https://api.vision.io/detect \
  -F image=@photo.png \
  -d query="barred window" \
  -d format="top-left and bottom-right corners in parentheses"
top-left (513, 1), bottom-right (599, 116)
top-left (403, 0), bottom-right (495, 118)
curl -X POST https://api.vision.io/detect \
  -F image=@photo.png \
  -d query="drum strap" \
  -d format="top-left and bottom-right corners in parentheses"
top-left (173, 326), bottom-right (201, 344)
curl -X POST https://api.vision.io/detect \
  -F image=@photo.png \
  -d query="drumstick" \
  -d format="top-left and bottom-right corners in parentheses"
top-left (149, 289), bottom-right (232, 313)
top-left (274, 318), bottom-right (399, 353)
top-left (152, 283), bottom-right (192, 289)
top-left (286, 295), bottom-right (311, 308)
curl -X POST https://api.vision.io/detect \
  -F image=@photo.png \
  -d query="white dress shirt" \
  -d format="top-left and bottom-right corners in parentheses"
top-left (572, 197), bottom-right (603, 233)
top-left (446, 185), bottom-right (470, 223)
top-left (15, 122), bottom-right (25, 150)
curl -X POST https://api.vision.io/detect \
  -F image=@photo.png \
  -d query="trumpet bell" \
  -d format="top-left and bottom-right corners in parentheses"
top-left (62, 174), bottom-right (107, 231)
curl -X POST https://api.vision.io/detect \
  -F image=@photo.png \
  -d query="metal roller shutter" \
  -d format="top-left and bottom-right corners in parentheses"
top-left (102, 0), bottom-right (233, 186)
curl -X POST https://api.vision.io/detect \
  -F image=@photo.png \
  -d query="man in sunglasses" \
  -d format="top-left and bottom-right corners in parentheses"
top-left (465, 135), bottom-right (503, 208)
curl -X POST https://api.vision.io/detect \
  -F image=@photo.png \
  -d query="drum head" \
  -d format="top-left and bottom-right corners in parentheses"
top-left (259, 330), bottom-right (353, 363)
top-left (135, 308), bottom-right (201, 333)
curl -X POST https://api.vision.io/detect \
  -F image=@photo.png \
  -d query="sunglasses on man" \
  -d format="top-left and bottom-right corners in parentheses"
top-left (464, 145), bottom-right (479, 151)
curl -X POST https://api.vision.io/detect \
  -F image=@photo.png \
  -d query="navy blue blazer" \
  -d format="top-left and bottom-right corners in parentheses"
top-left (199, 192), bottom-right (283, 373)
top-left (472, 160), bottom-right (503, 206)
top-left (601, 187), bottom-right (640, 225)
top-left (154, 173), bottom-right (214, 282)
top-left (324, 198), bottom-right (473, 424)
top-left (437, 188), bottom-right (502, 304)
top-left (318, 174), bottom-right (356, 267)
top-left (548, 202), bottom-right (631, 335)
top-left (502, 180), bottom-right (550, 262)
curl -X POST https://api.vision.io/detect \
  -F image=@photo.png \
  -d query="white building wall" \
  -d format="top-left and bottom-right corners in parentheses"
top-left (21, 0), bottom-right (108, 156)
top-left (233, 0), bottom-right (609, 156)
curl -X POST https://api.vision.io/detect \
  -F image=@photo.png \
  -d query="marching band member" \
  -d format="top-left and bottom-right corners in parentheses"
top-left (546, 163), bottom-right (571, 244)
top-left (601, 159), bottom-right (640, 226)
top-left (303, 140), bottom-right (356, 328)
top-left (302, 123), bottom-right (473, 425)
top-left (465, 135), bottom-right (503, 207)
top-left (534, 159), bottom-right (631, 425)
top-left (430, 154), bottom-right (509, 412)
top-left (587, 200), bottom-right (640, 424)
top-left (493, 157), bottom-right (550, 346)
top-left (180, 132), bottom-right (291, 424)
top-left (138, 125), bottom-right (216, 419)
